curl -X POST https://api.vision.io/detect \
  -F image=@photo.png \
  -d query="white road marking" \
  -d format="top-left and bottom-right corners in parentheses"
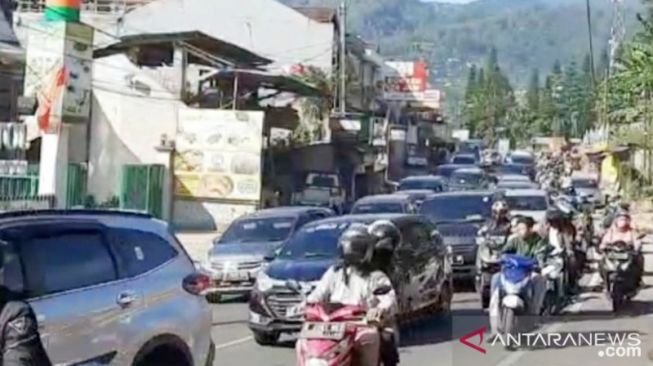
top-left (493, 293), bottom-right (589, 366)
top-left (214, 336), bottom-right (254, 350)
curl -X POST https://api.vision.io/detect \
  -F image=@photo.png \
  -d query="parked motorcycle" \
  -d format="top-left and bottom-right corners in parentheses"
top-left (475, 231), bottom-right (505, 309)
top-left (497, 254), bottom-right (537, 342)
top-left (290, 281), bottom-right (395, 366)
top-left (601, 241), bottom-right (638, 312)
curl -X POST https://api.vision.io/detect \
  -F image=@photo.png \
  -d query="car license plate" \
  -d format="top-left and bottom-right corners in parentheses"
top-left (300, 322), bottom-right (346, 340)
top-left (608, 252), bottom-right (629, 260)
top-left (286, 304), bottom-right (303, 318)
top-left (223, 271), bottom-right (249, 282)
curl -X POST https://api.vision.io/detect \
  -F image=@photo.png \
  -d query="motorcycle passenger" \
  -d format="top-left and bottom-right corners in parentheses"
top-left (489, 216), bottom-right (548, 335)
top-left (305, 225), bottom-right (398, 366)
top-left (487, 201), bottom-right (512, 238)
top-left (600, 210), bottom-right (643, 288)
top-left (368, 220), bottom-right (402, 366)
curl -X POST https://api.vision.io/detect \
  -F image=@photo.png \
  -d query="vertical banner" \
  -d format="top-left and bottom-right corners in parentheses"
top-left (24, 22), bottom-right (94, 132)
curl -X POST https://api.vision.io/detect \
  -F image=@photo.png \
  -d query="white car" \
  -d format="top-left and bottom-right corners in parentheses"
top-left (504, 189), bottom-right (550, 223)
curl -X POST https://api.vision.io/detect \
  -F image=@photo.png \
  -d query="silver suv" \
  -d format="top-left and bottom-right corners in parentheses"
top-left (0, 210), bottom-right (214, 366)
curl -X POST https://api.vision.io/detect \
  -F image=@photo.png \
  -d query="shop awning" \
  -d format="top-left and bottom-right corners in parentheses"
top-left (203, 69), bottom-right (323, 97)
top-left (93, 31), bottom-right (271, 68)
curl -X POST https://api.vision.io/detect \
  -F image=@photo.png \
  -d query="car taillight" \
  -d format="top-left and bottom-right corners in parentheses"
top-left (183, 273), bottom-right (211, 296)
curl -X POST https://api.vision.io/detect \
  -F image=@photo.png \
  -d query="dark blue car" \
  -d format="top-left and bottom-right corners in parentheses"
top-left (248, 214), bottom-right (452, 345)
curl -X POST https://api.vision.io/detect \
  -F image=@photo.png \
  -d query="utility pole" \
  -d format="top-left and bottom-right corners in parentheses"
top-left (339, 0), bottom-right (347, 115)
top-left (585, 0), bottom-right (596, 84)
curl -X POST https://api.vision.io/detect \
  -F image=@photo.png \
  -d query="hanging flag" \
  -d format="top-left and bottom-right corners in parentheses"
top-left (36, 66), bottom-right (68, 134)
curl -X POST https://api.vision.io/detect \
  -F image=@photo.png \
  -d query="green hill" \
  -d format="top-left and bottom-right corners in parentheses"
top-left (282, 0), bottom-right (642, 108)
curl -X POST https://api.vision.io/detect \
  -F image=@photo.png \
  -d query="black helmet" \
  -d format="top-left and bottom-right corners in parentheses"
top-left (338, 224), bottom-right (375, 266)
top-left (368, 220), bottom-right (401, 253)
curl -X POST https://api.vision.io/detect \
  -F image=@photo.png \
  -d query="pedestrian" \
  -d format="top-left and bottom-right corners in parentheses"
top-left (0, 246), bottom-right (52, 365)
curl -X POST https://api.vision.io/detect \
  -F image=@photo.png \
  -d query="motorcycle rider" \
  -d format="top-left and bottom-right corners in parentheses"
top-left (305, 224), bottom-right (398, 366)
top-left (368, 220), bottom-right (402, 366)
top-left (489, 216), bottom-right (548, 335)
top-left (600, 210), bottom-right (643, 288)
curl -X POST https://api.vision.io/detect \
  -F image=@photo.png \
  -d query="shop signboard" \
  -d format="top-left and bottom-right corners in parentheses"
top-left (174, 109), bottom-right (264, 202)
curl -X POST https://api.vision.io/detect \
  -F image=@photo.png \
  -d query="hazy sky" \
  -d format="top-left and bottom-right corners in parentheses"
top-left (422, 0), bottom-right (479, 3)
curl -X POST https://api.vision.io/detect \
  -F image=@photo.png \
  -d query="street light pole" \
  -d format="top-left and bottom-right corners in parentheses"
top-left (339, 0), bottom-right (347, 115)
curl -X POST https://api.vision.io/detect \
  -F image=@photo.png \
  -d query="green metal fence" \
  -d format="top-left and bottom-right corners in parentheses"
top-left (66, 163), bottom-right (87, 208)
top-left (120, 164), bottom-right (164, 218)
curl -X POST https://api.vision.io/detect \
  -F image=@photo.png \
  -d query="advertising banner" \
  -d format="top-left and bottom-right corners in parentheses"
top-left (24, 22), bottom-right (93, 129)
top-left (174, 109), bottom-right (264, 202)
top-left (383, 61), bottom-right (428, 101)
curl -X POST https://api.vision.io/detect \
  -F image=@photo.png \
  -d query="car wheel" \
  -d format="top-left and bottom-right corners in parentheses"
top-left (206, 293), bottom-right (222, 303)
top-left (253, 331), bottom-right (280, 346)
top-left (134, 346), bottom-right (191, 366)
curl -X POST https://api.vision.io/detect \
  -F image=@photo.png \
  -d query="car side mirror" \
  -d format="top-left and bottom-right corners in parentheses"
top-left (373, 285), bottom-right (393, 296)
top-left (264, 248), bottom-right (280, 262)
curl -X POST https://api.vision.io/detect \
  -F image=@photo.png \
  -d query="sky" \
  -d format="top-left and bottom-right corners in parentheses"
top-left (421, 0), bottom-right (479, 3)
top-left (422, 0), bottom-right (477, 4)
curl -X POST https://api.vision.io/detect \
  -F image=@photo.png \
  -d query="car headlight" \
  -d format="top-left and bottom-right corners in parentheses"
top-left (306, 359), bottom-right (329, 366)
top-left (255, 270), bottom-right (275, 292)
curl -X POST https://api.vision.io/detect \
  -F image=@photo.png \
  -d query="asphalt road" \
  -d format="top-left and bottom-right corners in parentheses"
top-left (209, 282), bottom-right (653, 366)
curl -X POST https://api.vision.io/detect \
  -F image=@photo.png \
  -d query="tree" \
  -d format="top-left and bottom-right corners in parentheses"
top-left (526, 68), bottom-right (540, 112)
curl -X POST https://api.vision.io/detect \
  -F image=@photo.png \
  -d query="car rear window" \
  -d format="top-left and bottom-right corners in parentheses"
top-left (108, 228), bottom-right (178, 278)
top-left (219, 217), bottom-right (296, 243)
top-left (398, 180), bottom-right (443, 192)
top-left (19, 230), bottom-right (117, 297)
top-left (351, 202), bottom-right (405, 214)
top-left (420, 195), bottom-right (493, 222)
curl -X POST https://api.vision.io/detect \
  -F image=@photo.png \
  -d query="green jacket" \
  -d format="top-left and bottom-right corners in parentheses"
top-left (502, 233), bottom-right (546, 260)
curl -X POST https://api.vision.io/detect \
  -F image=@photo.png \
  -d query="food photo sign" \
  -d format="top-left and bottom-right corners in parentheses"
top-left (174, 109), bottom-right (264, 202)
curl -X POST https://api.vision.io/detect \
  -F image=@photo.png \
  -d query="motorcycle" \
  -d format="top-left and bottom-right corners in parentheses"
top-left (290, 280), bottom-right (395, 366)
top-left (475, 231), bottom-right (505, 309)
top-left (497, 254), bottom-right (537, 342)
top-left (540, 246), bottom-right (566, 315)
top-left (601, 241), bottom-right (638, 312)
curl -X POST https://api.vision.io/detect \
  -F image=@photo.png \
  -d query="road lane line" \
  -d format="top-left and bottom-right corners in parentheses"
top-left (492, 293), bottom-right (589, 366)
top-left (214, 336), bottom-right (254, 350)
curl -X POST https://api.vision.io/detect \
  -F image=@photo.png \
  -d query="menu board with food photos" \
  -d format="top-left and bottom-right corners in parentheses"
top-left (174, 109), bottom-right (264, 201)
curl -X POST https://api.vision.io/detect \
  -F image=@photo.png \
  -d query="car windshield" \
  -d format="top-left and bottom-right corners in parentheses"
top-left (509, 155), bottom-right (534, 165)
top-left (573, 179), bottom-right (598, 189)
top-left (506, 195), bottom-right (548, 211)
top-left (399, 180), bottom-right (442, 191)
top-left (452, 155), bottom-right (476, 165)
top-left (219, 217), bottom-right (295, 243)
top-left (435, 166), bottom-right (461, 178)
top-left (497, 164), bottom-right (530, 175)
top-left (310, 175), bottom-right (337, 187)
top-left (450, 172), bottom-right (483, 184)
top-left (420, 195), bottom-right (493, 222)
top-left (351, 202), bottom-right (405, 214)
top-left (277, 222), bottom-right (355, 259)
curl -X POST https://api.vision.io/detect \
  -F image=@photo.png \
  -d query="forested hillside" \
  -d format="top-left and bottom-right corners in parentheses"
top-left (282, 0), bottom-right (642, 109)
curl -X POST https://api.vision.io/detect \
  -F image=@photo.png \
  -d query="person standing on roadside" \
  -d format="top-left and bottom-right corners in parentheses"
top-left (0, 245), bottom-right (52, 365)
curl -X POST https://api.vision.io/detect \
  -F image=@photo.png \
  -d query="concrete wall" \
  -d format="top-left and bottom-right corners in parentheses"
top-left (88, 54), bottom-right (182, 220)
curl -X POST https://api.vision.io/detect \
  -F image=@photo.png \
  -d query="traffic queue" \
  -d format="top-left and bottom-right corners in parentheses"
top-left (198, 143), bottom-right (643, 366)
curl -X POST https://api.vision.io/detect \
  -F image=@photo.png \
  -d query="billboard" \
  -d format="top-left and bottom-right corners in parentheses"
top-left (383, 61), bottom-right (428, 101)
top-left (174, 109), bottom-right (264, 202)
